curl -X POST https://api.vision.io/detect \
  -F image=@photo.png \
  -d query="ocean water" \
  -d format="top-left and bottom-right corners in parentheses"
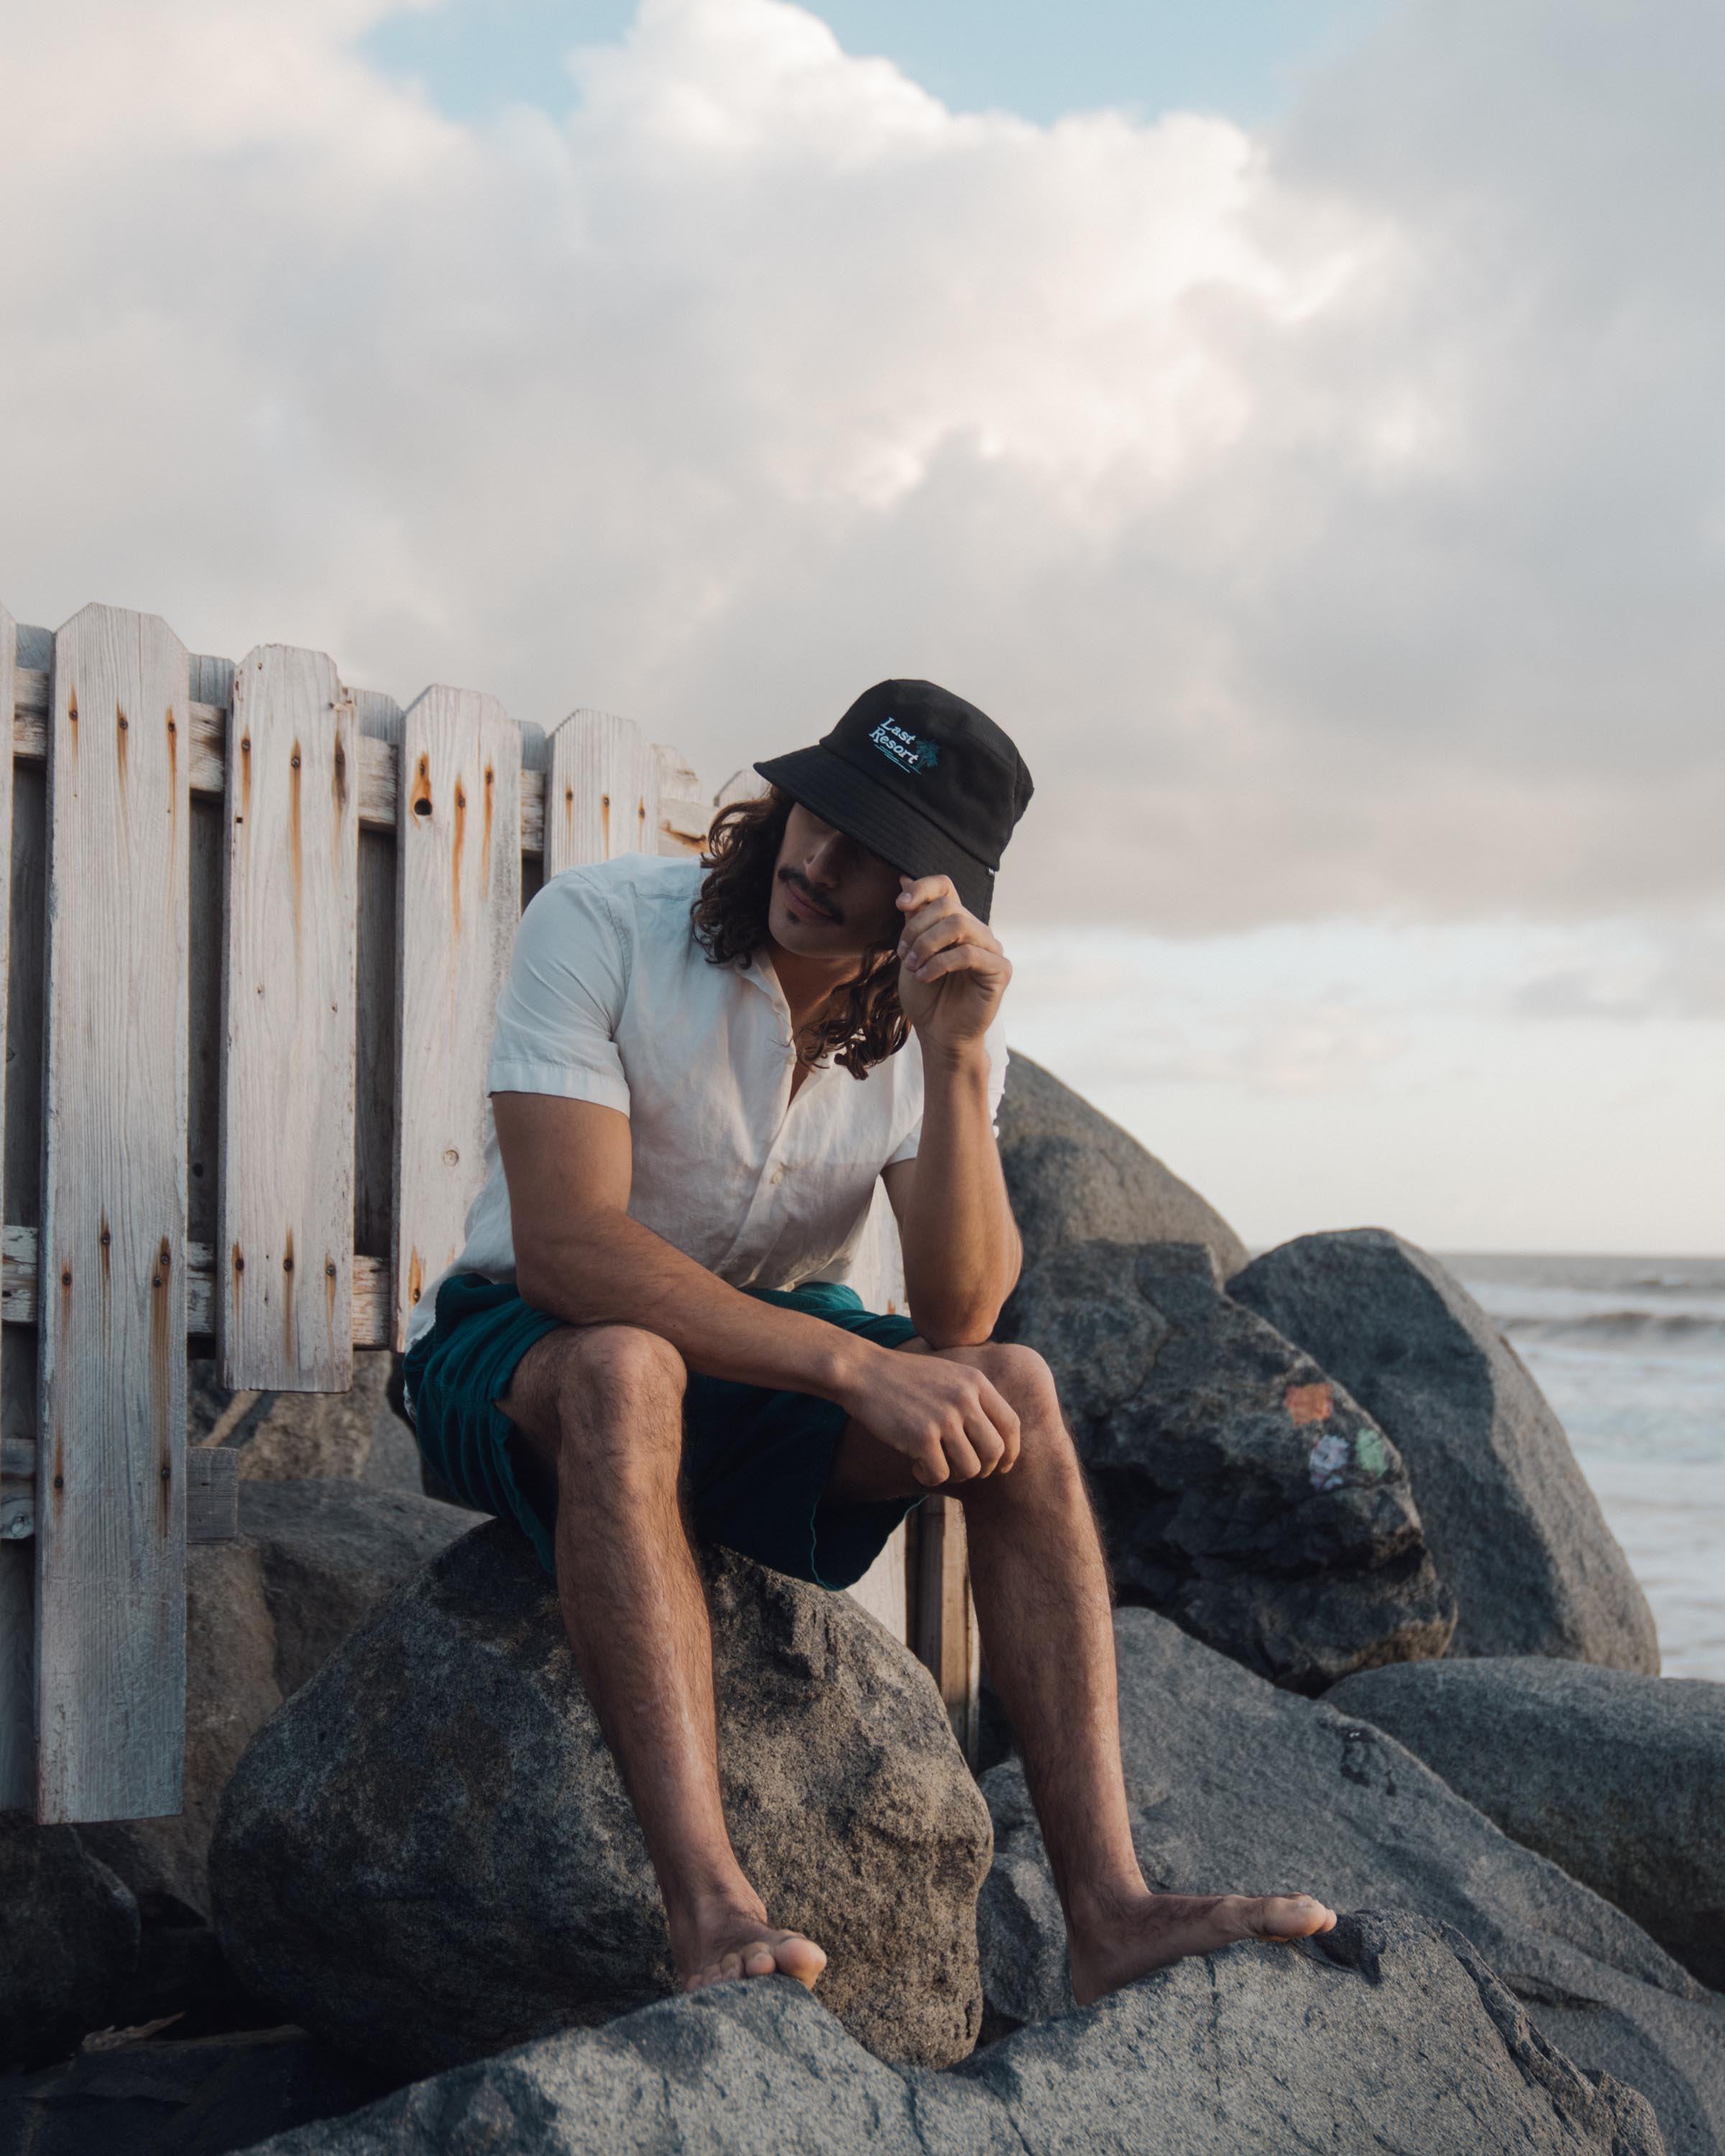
top-left (1443, 1254), bottom-right (1725, 1681)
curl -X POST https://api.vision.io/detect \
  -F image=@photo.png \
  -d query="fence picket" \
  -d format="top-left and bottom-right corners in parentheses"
top-left (0, 602), bottom-right (24, 1810)
top-left (543, 710), bottom-right (658, 877)
top-left (392, 688), bottom-right (523, 1350)
top-left (218, 646), bottom-right (358, 1391)
top-left (36, 603), bottom-right (190, 1822)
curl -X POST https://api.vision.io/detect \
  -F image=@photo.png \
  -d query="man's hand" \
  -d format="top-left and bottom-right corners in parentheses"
top-left (894, 875), bottom-right (1011, 1051)
top-left (837, 1341), bottom-right (1021, 1486)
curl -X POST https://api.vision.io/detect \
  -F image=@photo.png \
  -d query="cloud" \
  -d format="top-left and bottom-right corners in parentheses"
top-left (1507, 911), bottom-right (1725, 1023)
top-left (1, 0), bottom-right (1720, 933)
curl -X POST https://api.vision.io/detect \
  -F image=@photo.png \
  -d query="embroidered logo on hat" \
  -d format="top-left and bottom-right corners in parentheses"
top-left (869, 717), bottom-right (940, 775)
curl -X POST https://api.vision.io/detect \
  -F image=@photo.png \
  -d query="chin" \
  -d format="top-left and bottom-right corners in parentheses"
top-left (772, 895), bottom-right (854, 956)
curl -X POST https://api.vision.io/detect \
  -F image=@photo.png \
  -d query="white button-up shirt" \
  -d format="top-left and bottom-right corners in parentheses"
top-left (405, 852), bottom-right (1009, 1353)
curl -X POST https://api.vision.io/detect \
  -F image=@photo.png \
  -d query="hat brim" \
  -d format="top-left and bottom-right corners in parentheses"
top-left (753, 744), bottom-right (995, 923)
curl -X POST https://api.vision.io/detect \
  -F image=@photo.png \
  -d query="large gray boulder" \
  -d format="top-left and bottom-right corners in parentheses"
top-left (998, 1238), bottom-right (1455, 1690)
top-left (211, 1525), bottom-right (992, 2081)
top-left (1327, 1658), bottom-right (1725, 1992)
top-left (224, 1919), bottom-right (1663, 2156)
top-left (997, 1051), bottom-right (1250, 1276)
top-left (981, 1608), bottom-right (1725, 2156)
top-left (0, 1813), bottom-right (138, 2068)
top-left (1230, 1230), bottom-right (1659, 1669)
top-left (80, 1480), bottom-right (472, 1925)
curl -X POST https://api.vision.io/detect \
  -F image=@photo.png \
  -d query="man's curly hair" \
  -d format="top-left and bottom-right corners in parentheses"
top-left (690, 788), bottom-right (907, 1079)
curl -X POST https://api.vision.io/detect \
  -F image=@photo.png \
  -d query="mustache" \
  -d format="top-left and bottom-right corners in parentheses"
top-left (777, 867), bottom-right (844, 925)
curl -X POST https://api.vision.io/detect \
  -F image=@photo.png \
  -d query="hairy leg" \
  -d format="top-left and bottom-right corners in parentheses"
top-left (829, 1341), bottom-right (1335, 2001)
top-left (494, 1325), bottom-right (824, 1994)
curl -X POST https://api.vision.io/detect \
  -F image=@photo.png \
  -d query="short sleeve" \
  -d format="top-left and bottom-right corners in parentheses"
top-left (885, 1019), bottom-right (1011, 1168)
top-left (486, 872), bottom-right (633, 1115)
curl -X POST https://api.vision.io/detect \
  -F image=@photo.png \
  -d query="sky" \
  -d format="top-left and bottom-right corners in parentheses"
top-left (1, 0), bottom-right (1719, 1253)
top-left (362, 0), bottom-right (1397, 128)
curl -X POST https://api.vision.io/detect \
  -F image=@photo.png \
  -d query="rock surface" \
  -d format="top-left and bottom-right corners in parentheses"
top-left (998, 1237), bottom-right (1454, 1689)
top-left (0, 1812), bottom-right (139, 2069)
top-left (187, 1351), bottom-right (423, 1491)
top-left (1230, 1230), bottom-right (1660, 1669)
top-left (81, 1481), bottom-right (472, 1925)
top-left (981, 1608), bottom-right (1725, 2156)
top-left (0, 2025), bottom-right (396, 2156)
top-left (231, 1915), bottom-right (1663, 2156)
top-left (211, 1525), bottom-right (992, 2080)
top-left (997, 1051), bottom-right (1251, 1276)
top-left (1327, 1657), bottom-right (1725, 1992)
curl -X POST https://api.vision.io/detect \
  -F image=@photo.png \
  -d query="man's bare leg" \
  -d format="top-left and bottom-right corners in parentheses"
top-left (494, 1322), bottom-right (825, 1994)
top-left (829, 1340), bottom-right (1336, 2004)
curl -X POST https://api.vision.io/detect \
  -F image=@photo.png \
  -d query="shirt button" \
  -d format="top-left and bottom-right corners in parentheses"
top-left (770, 1166), bottom-right (786, 1186)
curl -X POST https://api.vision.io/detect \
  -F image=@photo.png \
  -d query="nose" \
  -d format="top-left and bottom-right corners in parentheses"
top-left (803, 831), bottom-right (845, 888)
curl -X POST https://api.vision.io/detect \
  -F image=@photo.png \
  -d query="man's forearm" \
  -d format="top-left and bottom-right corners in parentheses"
top-left (516, 1209), bottom-right (880, 1405)
top-left (897, 1041), bottom-right (1021, 1347)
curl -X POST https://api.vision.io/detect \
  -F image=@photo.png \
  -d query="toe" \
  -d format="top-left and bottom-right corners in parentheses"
top-left (1251, 1894), bottom-right (1336, 1940)
top-left (776, 1934), bottom-right (827, 1989)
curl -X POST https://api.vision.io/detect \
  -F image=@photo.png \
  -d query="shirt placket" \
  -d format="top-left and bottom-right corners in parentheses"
top-left (714, 955), bottom-right (827, 1279)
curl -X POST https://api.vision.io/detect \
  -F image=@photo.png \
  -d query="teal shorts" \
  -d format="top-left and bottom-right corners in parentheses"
top-left (401, 1273), bottom-right (921, 1591)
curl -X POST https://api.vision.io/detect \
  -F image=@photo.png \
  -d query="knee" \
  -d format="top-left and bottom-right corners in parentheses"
top-left (555, 1325), bottom-right (686, 1457)
top-left (965, 1341), bottom-right (1081, 1483)
top-left (968, 1340), bottom-right (1059, 1418)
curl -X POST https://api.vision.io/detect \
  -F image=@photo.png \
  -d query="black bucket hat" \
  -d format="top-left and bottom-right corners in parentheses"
top-left (754, 679), bottom-right (1033, 923)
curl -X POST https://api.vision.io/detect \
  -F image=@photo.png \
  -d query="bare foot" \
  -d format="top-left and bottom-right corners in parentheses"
top-left (1069, 1886), bottom-right (1338, 2005)
top-left (674, 1899), bottom-right (828, 1994)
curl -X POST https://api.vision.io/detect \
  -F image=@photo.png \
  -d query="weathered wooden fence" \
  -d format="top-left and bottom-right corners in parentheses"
top-left (1, 601), bottom-right (970, 1828)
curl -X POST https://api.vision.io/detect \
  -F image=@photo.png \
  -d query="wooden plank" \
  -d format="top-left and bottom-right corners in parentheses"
top-left (392, 688), bottom-right (522, 1350)
top-left (37, 602), bottom-right (190, 1823)
top-left (654, 745), bottom-right (709, 856)
top-left (543, 710), bottom-right (659, 877)
top-left (0, 604), bottom-right (21, 1802)
top-left (17, 682), bottom-right (556, 859)
top-left (846, 1531), bottom-right (907, 1643)
top-left (714, 768), bottom-right (765, 811)
top-left (0, 607), bottom-right (13, 1253)
top-left (185, 1447), bottom-right (237, 1541)
top-left (218, 647), bottom-right (359, 1391)
top-left (6, 626), bottom-right (48, 1806)
top-left (844, 1192), bottom-right (911, 1642)
top-left (911, 1497), bottom-right (980, 1763)
top-left (5, 1225), bottom-right (391, 1343)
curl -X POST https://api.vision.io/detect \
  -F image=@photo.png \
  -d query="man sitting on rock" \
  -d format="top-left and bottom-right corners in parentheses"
top-left (402, 680), bottom-right (1337, 2001)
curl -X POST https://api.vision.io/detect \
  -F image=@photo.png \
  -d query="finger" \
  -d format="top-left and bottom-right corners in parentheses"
top-left (940, 1427), bottom-right (985, 1483)
top-left (979, 1380), bottom-right (1022, 1470)
top-left (906, 944), bottom-right (1008, 985)
top-left (963, 1406), bottom-right (1007, 1475)
top-left (896, 874), bottom-right (955, 913)
top-left (914, 1439), bottom-right (950, 1488)
top-left (903, 916), bottom-right (972, 969)
top-left (896, 898), bottom-right (967, 954)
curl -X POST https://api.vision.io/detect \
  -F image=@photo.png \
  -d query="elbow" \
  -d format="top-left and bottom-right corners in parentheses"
top-left (514, 1205), bottom-right (624, 1318)
top-left (905, 1247), bottom-right (1021, 1350)
top-left (906, 1293), bottom-right (1010, 1352)
top-left (513, 1248), bottom-right (556, 1315)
